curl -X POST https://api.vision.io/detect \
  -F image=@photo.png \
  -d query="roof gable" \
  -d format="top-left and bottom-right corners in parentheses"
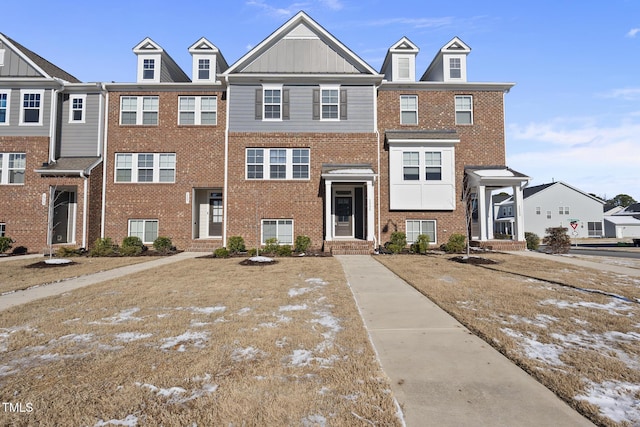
top-left (132, 37), bottom-right (190, 83)
top-left (225, 11), bottom-right (378, 75)
top-left (523, 181), bottom-right (605, 204)
top-left (442, 36), bottom-right (471, 53)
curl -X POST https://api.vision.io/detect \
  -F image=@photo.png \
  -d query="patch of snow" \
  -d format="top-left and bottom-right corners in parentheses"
top-left (0, 326), bottom-right (37, 352)
top-left (135, 375), bottom-right (218, 404)
top-left (160, 331), bottom-right (209, 352)
top-left (288, 349), bottom-right (315, 367)
top-left (279, 304), bottom-right (308, 312)
top-left (275, 337), bottom-right (288, 348)
top-left (188, 306), bottom-right (226, 315)
top-left (114, 332), bottom-right (152, 342)
top-left (501, 328), bottom-right (565, 366)
top-left (539, 298), bottom-right (633, 316)
top-left (237, 307), bottom-right (251, 315)
top-left (576, 380), bottom-right (640, 425)
top-left (190, 320), bottom-right (211, 327)
top-left (59, 333), bottom-right (94, 343)
top-left (302, 414), bottom-right (327, 426)
top-left (289, 287), bottom-right (312, 297)
top-left (305, 278), bottom-right (328, 286)
top-left (249, 256), bottom-right (274, 263)
top-left (90, 308), bottom-right (142, 325)
top-left (94, 414), bottom-right (138, 426)
top-left (508, 314), bottom-right (558, 328)
top-left (44, 258), bottom-right (72, 265)
top-left (231, 346), bottom-right (265, 362)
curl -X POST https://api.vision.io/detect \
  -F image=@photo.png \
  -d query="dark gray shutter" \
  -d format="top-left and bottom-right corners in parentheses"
top-left (312, 88), bottom-right (320, 120)
top-left (282, 89), bottom-right (290, 120)
top-left (255, 88), bottom-right (262, 120)
top-left (340, 89), bottom-right (347, 120)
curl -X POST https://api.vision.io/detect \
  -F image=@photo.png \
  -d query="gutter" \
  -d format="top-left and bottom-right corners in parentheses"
top-left (222, 75), bottom-right (230, 247)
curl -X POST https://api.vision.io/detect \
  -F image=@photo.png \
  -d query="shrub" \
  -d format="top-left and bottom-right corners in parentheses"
top-left (56, 246), bottom-right (83, 257)
top-left (247, 248), bottom-right (257, 256)
top-left (294, 235), bottom-right (311, 253)
top-left (543, 227), bottom-right (571, 254)
top-left (442, 233), bottom-right (466, 253)
top-left (277, 245), bottom-right (292, 257)
top-left (263, 237), bottom-right (279, 254)
top-left (227, 236), bottom-right (246, 254)
top-left (120, 236), bottom-right (144, 256)
top-left (11, 246), bottom-right (28, 255)
top-left (385, 232), bottom-right (407, 254)
top-left (90, 238), bottom-right (115, 257)
top-left (153, 236), bottom-right (173, 254)
top-left (0, 236), bottom-right (12, 254)
top-left (214, 247), bottom-right (230, 258)
top-left (525, 232), bottom-right (540, 251)
top-left (411, 234), bottom-right (430, 254)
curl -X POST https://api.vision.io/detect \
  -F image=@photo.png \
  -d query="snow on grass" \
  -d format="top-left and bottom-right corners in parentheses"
top-left (0, 326), bottom-right (37, 352)
top-left (279, 304), bottom-right (308, 312)
top-left (160, 331), bottom-right (209, 352)
top-left (508, 314), bottom-right (558, 327)
top-left (93, 414), bottom-right (138, 426)
top-left (576, 380), bottom-right (640, 425)
top-left (136, 374), bottom-right (219, 404)
top-left (501, 328), bottom-right (565, 366)
top-left (186, 306), bottom-right (226, 315)
top-left (114, 332), bottom-right (152, 342)
top-left (248, 256), bottom-right (274, 263)
top-left (90, 308), bottom-right (142, 325)
top-left (289, 287), bottom-right (312, 297)
top-left (539, 298), bottom-right (633, 315)
top-left (231, 346), bottom-right (265, 362)
top-left (302, 414), bottom-right (327, 426)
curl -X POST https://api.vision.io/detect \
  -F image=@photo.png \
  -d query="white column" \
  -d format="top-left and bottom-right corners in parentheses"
top-left (366, 180), bottom-right (375, 241)
top-left (324, 180), bottom-right (332, 241)
top-left (477, 185), bottom-right (487, 240)
top-left (485, 187), bottom-right (494, 240)
top-left (513, 184), bottom-right (525, 241)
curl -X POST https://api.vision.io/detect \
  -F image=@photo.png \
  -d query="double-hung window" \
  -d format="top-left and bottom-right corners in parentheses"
top-left (178, 96), bottom-right (217, 125)
top-left (69, 95), bottom-right (86, 123)
top-left (0, 153), bottom-right (26, 185)
top-left (0, 90), bottom-right (9, 124)
top-left (115, 153), bottom-right (175, 183)
top-left (198, 59), bottom-right (210, 80)
top-left (120, 96), bottom-right (158, 125)
top-left (143, 59), bottom-right (155, 80)
top-left (402, 152), bottom-right (419, 180)
top-left (449, 58), bottom-right (461, 79)
top-left (245, 148), bottom-right (310, 180)
top-left (455, 95), bottom-right (473, 125)
top-left (264, 86), bottom-right (282, 120)
top-left (400, 95), bottom-right (418, 125)
top-left (262, 219), bottom-right (293, 245)
top-left (321, 86), bottom-right (339, 120)
top-left (425, 152), bottom-right (442, 180)
top-left (129, 219), bottom-right (158, 243)
top-left (20, 90), bottom-right (44, 125)
top-left (406, 220), bottom-right (436, 244)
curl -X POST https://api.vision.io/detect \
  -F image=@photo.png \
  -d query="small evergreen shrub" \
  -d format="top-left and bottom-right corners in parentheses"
top-left (263, 237), bottom-right (279, 254)
top-left (227, 236), bottom-right (246, 254)
top-left (276, 245), bottom-right (292, 257)
top-left (247, 248), bottom-right (257, 256)
top-left (386, 231), bottom-right (407, 254)
top-left (153, 236), bottom-right (173, 254)
top-left (525, 232), bottom-right (540, 251)
top-left (0, 236), bottom-right (13, 254)
top-left (120, 236), bottom-right (144, 256)
top-left (443, 233), bottom-right (466, 253)
top-left (214, 247), bottom-right (230, 258)
top-left (543, 227), bottom-right (571, 254)
top-left (411, 234), bottom-right (430, 254)
top-left (90, 238), bottom-right (115, 257)
top-left (56, 246), bottom-right (83, 257)
top-left (294, 235), bottom-right (311, 253)
top-left (12, 246), bottom-right (28, 255)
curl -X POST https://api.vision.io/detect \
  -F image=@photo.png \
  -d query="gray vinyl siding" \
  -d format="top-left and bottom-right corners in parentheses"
top-left (58, 93), bottom-right (102, 157)
top-left (0, 46), bottom-right (43, 77)
top-left (0, 88), bottom-right (51, 136)
top-left (229, 85), bottom-right (374, 132)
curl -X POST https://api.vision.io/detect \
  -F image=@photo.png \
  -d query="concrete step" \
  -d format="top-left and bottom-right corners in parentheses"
top-left (323, 240), bottom-right (374, 255)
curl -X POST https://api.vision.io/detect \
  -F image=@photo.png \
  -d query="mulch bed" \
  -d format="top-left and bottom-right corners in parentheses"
top-left (449, 255), bottom-right (499, 265)
top-left (25, 261), bottom-right (78, 269)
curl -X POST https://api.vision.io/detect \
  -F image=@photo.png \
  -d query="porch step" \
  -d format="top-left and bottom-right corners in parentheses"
top-left (323, 240), bottom-right (374, 255)
top-left (186, 241), bottom-right (222, 252)
top-left (472, 240), bottom-right (526, 251)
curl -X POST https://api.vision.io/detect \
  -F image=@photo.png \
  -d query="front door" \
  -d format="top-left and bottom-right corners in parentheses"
top-left (51, 189), bottom-right (75, 244)
top-left (334, 196), bottom-right (353, 237)
top-left (209, 192), bottom-right (223, 237)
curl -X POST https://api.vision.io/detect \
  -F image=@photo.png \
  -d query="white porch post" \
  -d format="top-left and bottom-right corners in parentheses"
top-left (366, 180), bottom-right (375, 241)
top-left (485, 187), bottom-right (495, 240)
top-left (477, 185), bottom-right (487, 240)
top-left (513, 184), bottom-right (525, 241)
top-left (324, 180), bottom-right (332, 241)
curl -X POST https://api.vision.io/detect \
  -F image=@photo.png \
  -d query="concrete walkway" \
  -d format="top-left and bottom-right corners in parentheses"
top-left (508, 249), bottom-right (640, 277)
top-left (0, 252), bottom-right (202, 311)
top-left (337, 255), bottom-right (594, 427)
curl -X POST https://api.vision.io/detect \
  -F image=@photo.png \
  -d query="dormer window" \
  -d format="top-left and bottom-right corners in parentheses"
top-left (143, 59), bottom-right (155, 80)
top-left (398, 57), bottom-right (410, 80)
top-left (449, 58), bottom-right (461, 79)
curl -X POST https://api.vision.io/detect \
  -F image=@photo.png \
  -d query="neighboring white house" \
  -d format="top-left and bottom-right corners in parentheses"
top-left (495, 181), bottom-right (605, 239)
top-left (604, 203), bottom-right (640, 240)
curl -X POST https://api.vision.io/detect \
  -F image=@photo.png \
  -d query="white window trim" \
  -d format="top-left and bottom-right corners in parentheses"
top-left (245, 148), bottom-right (310, 180)
top-left (0, 152), bottom-right (26, 185)
top-left (128, 219), bottom-right (159, 244)
top-left (262, 84), bottom-right (283, 121)
top-left (0, 222), bottom-right (5, 237)
top-left (261, 219), bottom-right (294, 245)
top-left (320, 85), bottom-right (340, 121)
top-left (137, 54), bottom-right (161, 83)
top-left (0, 89), bottom-right (10, 126)
top-left (193, 55), bottom-right (215, 82)
top-left (178, 96), bottom-right (217, 125)
top-left (406, 220), bottom-right (437, 245)
top-left (400, 95), bottom-right (418, 125)
top-left (69, 94), bottom-right (86, 124)
top-left (120, 96), bottom-right (159, 125)
top-left (455, 95), bottom-right (473, 125)
top-left (19, 89), bottom-right (44, 126)
top-left (114, 153), bottom-right (176, 183)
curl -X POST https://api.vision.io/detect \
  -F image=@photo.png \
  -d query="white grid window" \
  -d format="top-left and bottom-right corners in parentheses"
top-left (129, 219), bottom-right (158, 243)
top-left (0, 90), bottom-right (9, 125)
top-left (398, 57), bottom-right (410, 80)
top-left (406, 220), bottom-right (436, 244)
top-left (198, 59), bottom-right (210, 80)
top-left (264, 88), bottom-right (281, 120)
top-left (455, 95), bottom-right (473, 125)
top-left (262, 219), bottom-right (293, 245)
top-left (536, 207), bottom-right (541, 215)
top-left (178, 96), bottom-right (217, 125)
top-left (69, 95), bottom-right (86, 123)
top-left (402, 152), bottom-right (419, 181)
top-left (246, 148), bottom-right (309, 180)
top-left (449, 58), bottom-right (461, 79)
top-left (20, 90), bottom-right (44, 125)
top-left (115, 153), bottom-right (175, 183)
top-left (120, 96), bottom-right (158, 125)
top-left (0, 153), bottom-right (26, 185)
top-left (321, 87), bottom-right (339, 120)
top-left (400, 95), bottom-right (418, 125)
top-left (143, 59), bottom-right (155, 80)
top-left (425, 152), bottom-right (442, 181)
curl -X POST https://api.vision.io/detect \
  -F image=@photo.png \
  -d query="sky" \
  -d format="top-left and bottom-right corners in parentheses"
top-left (2, 0), bottom-right (638, 201)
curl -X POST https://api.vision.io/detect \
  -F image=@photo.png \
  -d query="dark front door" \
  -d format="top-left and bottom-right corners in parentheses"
top-left (335, 196), bottom-right (352, 237)
top-left (209, 192), bottom-right (223, 237)
top-left (51, 190), bottom-right (73, 244)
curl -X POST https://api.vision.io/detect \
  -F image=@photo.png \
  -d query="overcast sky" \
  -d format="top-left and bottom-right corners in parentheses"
top-left (3, 0), bottom-right (638, 200)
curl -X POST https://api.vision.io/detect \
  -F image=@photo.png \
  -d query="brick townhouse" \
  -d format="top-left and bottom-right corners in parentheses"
top-left (0, 11), bottom-right (529, 254)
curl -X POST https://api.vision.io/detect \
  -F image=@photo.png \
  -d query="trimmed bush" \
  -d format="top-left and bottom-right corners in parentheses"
top-left (525, 232), bottom-right (540, 251)
top-left (12, 246), bottom-right (28, 256)
top-left (120, 236), bottom-right (144, 256)
top-left (247, 248), bottom-right (257, 256)
top-left (153, 236), bottom-right (173, 254)
top-left (227, 236), bottom-right (246, 254)
top-left (294, 235), bottom-right (311, 253)
top-left (0, 236), bottom-right (12, 254)
top-left (263, 237), bottom-right (279, 254)
top-left (56, 246), bottom-right (83, 257)
top-left (543, 227), bottom-right (571, 254)
top-left (277, 245), bottom-right (292, 257)
top-left (90, 238), bottom-right (115, 257)
top-left (411, 234), bottom-right (430, 254)
top-left (442, 233), bottom-right (466, 253)
top-left (214, 247), bottom-right (230, 258)
top-left (385, 231), bottom-right (407, 254)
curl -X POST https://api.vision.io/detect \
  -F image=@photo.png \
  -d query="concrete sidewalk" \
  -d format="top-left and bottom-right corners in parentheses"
top-left (0, 252), bottom-right (202, 312)
top-left (508, 250), bottom-right (640, 277)
top-left (337, 255), bottom-right (594, 427)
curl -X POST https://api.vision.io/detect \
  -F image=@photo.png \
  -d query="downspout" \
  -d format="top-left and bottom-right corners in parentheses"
top-left (374, 82), bottom-right (381, 251)
top-left (49, 78), bottom-right (64, 163)
top-left (81, 170), bottom-right (88, 248)
top-left (100, 85), bottom-right (109, 238)
top-left (222, 76), bottom-right (230, 247)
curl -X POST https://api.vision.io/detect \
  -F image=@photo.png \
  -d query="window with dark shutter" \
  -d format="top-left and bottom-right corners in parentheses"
top-left (255, 89), bottom-right (262, 120)
top-left (312, 88), bottom-right (320, 120)
top-left (340, 89), bottom-right (347, 120)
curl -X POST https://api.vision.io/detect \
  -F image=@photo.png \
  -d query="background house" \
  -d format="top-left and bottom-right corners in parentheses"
top-left (604, 203), bottom-right (640, 240)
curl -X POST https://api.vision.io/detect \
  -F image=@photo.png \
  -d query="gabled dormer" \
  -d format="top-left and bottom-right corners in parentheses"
top-left (132, 37), bottom-right (190, 83)
top-left (421, 37), bottom-right (471, 82)
top-left (380, 37), bottom-right (419, 82)
top-left (188, 37), bottom-right (229, 83)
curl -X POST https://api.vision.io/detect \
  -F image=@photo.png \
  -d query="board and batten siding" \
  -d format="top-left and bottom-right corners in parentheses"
top-left (229, 85), bottom-right (375, 133)
top-left (0, 45), bottom-right (41, 77)
top-left (58, 92), bottom-right (102, 157)
top-left (0, 88), bottom-right (52, 136)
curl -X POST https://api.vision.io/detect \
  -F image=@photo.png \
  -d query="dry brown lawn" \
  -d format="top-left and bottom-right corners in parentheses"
top-left (376, 252), bottom-right (640, 427)
top-left (0, 257), bottom-right (401, 426)
top-left (0, 256), bottom-right (150, 295)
